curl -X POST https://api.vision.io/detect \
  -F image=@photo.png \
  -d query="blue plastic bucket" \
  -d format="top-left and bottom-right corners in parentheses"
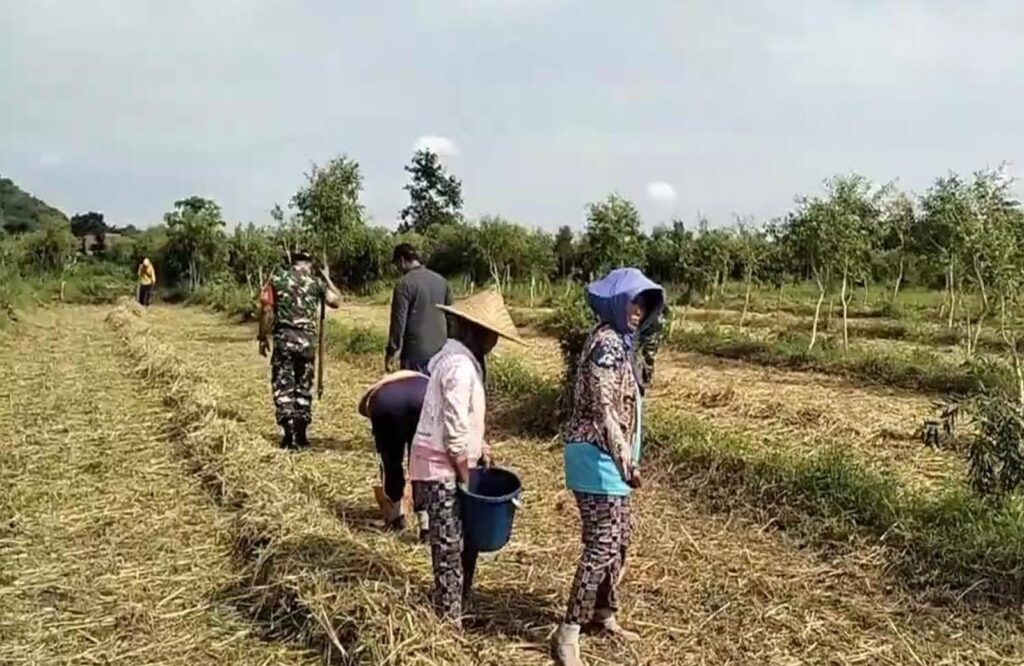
top-left (460, 467), bottom-right (522, 553)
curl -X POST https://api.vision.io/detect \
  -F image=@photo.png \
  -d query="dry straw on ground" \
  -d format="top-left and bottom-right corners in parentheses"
top-left (109, 304), bottom-right (1024, 664)
top-left (105, 306), bottom-right (484, 665)
top-left (0, 307), bottom-right (315, 665)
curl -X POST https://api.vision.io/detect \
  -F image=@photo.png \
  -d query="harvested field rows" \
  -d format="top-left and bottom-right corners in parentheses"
top-left (116, 304), bottom-right (1024, 664)
top-left (334, 302), bottom-right (961, 490)
top-left (0, 308), bottom-right (315, 665)
top-left (649, 351), bottom-right (960, 490)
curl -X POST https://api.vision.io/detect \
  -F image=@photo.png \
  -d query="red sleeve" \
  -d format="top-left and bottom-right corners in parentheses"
top-left (260, 281), bottom-right (275, 307)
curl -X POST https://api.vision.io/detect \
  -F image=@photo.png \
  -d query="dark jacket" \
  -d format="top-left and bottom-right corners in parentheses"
top-left (387, 266), bottom-right (453, 365)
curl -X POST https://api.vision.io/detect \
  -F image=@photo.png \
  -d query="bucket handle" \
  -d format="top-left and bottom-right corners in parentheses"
top-left (511, 494), bottom-right (524, 509)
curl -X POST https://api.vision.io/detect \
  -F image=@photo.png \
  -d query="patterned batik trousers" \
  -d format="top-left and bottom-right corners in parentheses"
top-left (564, 492), bottom-right (632, 625)
top-left (412, 480), bottom-right (479, 623)
top-left (270, 345), bottom-right (315, 426)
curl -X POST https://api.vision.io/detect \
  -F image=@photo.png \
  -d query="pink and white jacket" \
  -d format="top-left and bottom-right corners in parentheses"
top-left (409, 339), bottom-right (489, 482)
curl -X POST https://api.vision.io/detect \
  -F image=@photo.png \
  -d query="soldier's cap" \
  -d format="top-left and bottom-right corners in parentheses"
top-left (291, 249), bottom-right (314, 263)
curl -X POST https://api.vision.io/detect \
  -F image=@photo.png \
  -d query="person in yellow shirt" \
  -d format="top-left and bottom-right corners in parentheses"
top-left (137, 257), bottom-right (156, 306)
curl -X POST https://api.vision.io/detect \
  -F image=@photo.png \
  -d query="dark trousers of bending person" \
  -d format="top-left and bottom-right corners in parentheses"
top-left (367, 374), bottom-right (429, 529)
top-left (138, 284), bottom-right (153, 306)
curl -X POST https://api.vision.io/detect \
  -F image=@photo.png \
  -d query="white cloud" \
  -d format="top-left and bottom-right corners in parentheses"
top-left (414, 135), bottom-right (459, 157)
top-left (38, 152), bottom-right (66, 168)
top-left (646, 181), bottom-right (677, 203)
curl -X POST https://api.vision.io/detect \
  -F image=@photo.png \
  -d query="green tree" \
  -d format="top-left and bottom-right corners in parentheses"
top-left (733, 218), bottom-right (773, 329)
top-left (425, 222), bottom-right (479, 278)
top-left (580, 194), bottom-right (647, 278)
top-left (646, 224), bottom-right (682, 285)
top-left (919, 174), bottom-right (971, 328)
top-left (69, 212), bottom-right (107, 237)
top-left (290, 155), bottom-right (365, 265)
top-left (781, 175), bottom-right (882, 351)
top-left (22, 220), bottom-right (76, 273)
top-left (879, 190), bottom-right (916, 303)
top-left (399, 150), bottom-right (463, 233)
top-left (692, 219), bottom-right (735, 301)
top-left (475, 216), bottom-right (530, 287)
top-left (334, 225), bottom-right (392, 292)
top-left (553, 225), bottom-right (577, 279)
top-left (70, 211), bottom-right (108, 255)
top-left (524, 228), bottom-right (556, 305)
top-left (781, 198), bottom-right (835, 349)
top-left (229, 224), bottom-right (279, 295)
top-left (824, 175), bottom-right (883, 352)
top-left (958, 168), bottom-right (1022, 357)
top-left (163, 196), bottom-right (228, 291)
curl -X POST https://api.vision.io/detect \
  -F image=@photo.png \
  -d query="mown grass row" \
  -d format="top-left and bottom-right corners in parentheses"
top-left (645, 413), bottom-right (1024, 601)
top-left (322, 316), bottom-right (1024, 602)
top-left (666, 326), bottom-right (1011, 396)
top-left (678, 307), bottom-right (1013, 357)
top-left (106, 303), bottom-right (479, 665)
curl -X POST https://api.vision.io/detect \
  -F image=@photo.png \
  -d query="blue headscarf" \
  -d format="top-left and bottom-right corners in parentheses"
top-left (586, 268), bottom-right (665, 385)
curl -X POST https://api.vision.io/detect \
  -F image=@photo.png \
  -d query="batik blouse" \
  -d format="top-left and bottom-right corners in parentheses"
top-left (564, 324), bottom-right (641, 493)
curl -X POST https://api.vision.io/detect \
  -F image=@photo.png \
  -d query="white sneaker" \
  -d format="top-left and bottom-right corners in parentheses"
top-left (552, 623), bottom-right (586, 666)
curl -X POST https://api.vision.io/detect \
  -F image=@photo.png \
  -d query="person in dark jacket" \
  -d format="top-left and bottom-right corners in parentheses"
top-left (386, 244), bottom-right (453, 373)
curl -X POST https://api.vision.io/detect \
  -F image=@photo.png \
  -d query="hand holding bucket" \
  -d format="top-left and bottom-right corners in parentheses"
top-left (459, 467), bottom-right (523, 553)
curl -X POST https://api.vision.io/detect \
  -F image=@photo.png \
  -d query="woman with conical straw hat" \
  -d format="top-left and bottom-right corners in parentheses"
top-left (408, 289), bottom-right (526, 627)
top-left (553, 268), bottom-right (665, 666)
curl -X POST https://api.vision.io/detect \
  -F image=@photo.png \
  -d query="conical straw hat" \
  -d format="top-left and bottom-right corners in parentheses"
top-left (436, 290), bottom-right (527, 346)
top-left (358, 370), bottom-right (428, 418)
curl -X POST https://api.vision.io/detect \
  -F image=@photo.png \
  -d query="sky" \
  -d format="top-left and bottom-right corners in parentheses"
top-left (2, 0), bottom-right (1023, 231)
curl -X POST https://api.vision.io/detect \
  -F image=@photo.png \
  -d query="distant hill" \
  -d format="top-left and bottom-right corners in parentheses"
top-left (0, 177), bottom-right (68, 234)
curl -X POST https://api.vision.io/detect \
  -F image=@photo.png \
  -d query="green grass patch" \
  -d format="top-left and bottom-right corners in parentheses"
top-left (668, 325), bottom-right (1009, 395)
top-left (185, 281), bottom-right (260, 321)
top-left (0, 261), bottom-right (134, 326)
top-left (646, 410), bottom-right (1024, 598)
top-left (682, 305), bottom-right (1013, 355)
top-left (488, 355), bottom-right (563, 436)
top-left (324, 320), bottom-right (388, 368)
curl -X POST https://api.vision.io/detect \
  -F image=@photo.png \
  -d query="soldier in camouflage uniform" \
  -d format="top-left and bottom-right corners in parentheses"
top-left (258, 250), bottom-right (341, 449)
top-left (636, 304), bottom-right (670, 394)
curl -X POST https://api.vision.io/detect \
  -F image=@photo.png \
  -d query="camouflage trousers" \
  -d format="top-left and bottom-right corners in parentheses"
top-left (271, 345), bottom-right (315, 426)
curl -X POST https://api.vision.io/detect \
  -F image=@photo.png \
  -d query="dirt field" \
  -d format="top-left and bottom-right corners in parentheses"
top-left (4, 303), bottom-right (1023, 664)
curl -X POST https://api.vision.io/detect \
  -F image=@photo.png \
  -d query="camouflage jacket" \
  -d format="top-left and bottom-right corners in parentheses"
top-left (636, 305), bottom-right (670, 393)
top-left (260, 264), bottom-right (326, 357)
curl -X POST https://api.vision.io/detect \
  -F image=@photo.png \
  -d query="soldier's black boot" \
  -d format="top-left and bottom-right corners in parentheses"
top-left (279, 419), bottom-right (295, 450)
top-left (294, 418), bottom-right (310, 450)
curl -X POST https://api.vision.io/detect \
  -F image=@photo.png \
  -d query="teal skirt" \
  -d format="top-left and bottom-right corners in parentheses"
top-left (564, 442), bottom-right (632, 496)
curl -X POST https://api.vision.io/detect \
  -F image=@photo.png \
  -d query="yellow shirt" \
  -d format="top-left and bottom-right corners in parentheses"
top-left (138, 262), bottom-right (156, 286)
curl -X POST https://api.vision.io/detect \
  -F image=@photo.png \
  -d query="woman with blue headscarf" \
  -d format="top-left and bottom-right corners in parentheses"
top-left (553, 268), bottom-right (664, 666)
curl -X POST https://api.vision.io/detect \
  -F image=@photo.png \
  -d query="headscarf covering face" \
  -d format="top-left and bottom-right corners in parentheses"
top-left (586, 268), bottom-right (665, 385)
